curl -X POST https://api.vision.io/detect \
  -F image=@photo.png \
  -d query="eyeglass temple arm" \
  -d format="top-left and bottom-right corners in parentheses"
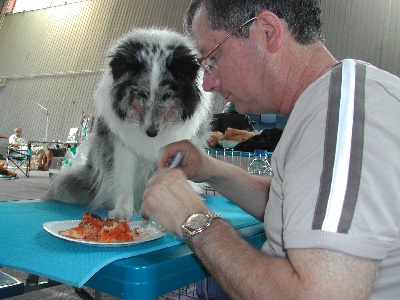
top-left (198, 34), bottom-right (234, 64)
top-left (198, 16), bottom-right (257, 64)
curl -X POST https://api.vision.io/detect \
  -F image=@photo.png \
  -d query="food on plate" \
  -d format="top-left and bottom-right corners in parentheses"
top-left (208, 131), bottom-right (224, 147)
top-left (58, 212), bottom-right (147, 243)
top-left (207, 128), bottom-right (257, 147)
top-left (223, 128), bottom-right (257, 142)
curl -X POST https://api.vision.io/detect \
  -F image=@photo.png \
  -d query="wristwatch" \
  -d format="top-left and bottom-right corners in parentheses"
top-left (181, 211), bottom-right (223, 251)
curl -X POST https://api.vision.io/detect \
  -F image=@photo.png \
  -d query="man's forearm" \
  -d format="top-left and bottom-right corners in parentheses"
top-left (192, 219), bottom-right (380, 300)
top-left (206, 159), bottom-right (270, 220)
top-left (192, 219), bottom-right (300, 300)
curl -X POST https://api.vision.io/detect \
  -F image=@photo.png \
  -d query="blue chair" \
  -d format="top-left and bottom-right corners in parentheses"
top-left (6, 147), bottom-right (31, 177)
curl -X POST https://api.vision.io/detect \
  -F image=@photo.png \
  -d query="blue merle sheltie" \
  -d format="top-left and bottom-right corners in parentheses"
top-left (47, 28), bottom-right (212, 219)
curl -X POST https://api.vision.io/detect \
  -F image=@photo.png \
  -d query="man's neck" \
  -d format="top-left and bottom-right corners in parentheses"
top-left (279, 42), bottom-right (338, 116)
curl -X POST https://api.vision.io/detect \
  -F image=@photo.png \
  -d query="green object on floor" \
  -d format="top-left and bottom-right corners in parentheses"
top-left (0, 174), bottom-right (18, 179)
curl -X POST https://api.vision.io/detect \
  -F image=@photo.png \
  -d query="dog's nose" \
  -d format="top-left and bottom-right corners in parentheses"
top-left (146, 127), bottom-right (158, 137)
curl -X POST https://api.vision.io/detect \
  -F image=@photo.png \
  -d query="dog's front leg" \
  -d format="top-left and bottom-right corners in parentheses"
top-left (108, 145), bottom-right (136, 220)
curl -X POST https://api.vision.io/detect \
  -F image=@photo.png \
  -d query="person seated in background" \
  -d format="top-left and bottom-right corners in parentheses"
top-left (9, 127), bottom-right (47, 170)
top-left (8, 128), bottom-right (26, 151)
top-left (8, 128), bottom-right (28, 159)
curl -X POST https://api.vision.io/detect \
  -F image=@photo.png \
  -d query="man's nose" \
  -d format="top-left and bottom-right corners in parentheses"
top-left (202, 72), bottom-right (221, 92)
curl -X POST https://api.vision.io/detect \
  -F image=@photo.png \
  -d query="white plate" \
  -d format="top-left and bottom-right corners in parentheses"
top-left (43, 220), bottom-right (166, 247)
top-left (218, 140), bottom-right (240, 149)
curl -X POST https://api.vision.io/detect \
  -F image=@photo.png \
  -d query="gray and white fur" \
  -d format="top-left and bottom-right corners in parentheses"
top-left (47, 28), bottom-right (212, 220)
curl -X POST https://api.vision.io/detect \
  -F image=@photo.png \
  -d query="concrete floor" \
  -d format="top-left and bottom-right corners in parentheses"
top-left (0, 163), bottom-right (49, 201)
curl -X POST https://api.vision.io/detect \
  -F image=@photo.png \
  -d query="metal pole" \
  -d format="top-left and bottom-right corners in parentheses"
top-left (36, 103), bottom-right (49, 141)
top-left (45, 111), bottom-right (49, 141)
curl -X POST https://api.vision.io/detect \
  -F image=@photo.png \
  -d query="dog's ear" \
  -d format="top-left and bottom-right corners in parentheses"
top-left (168, 45), bottom-right (201, 120)
top-left (168, 45), bottom-right (200, 82)
top-left (109, 41), bottom-right (145, 80)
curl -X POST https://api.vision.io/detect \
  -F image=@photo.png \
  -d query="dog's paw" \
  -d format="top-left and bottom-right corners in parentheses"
top-left (108, 207), bottom-right (133, 221)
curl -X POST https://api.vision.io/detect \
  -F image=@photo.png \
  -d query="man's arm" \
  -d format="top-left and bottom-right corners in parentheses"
top-left (206, 158), bottom-right (270, 221)
top-left (9, 136), bottom-right (23, 147)
top-left (143, 146), bottom-right (380, 299)
top-left (194, 219), bottom-right (380, 300)
top-left (10, 141), bottom-right (20, 147)
top-left (156, 140), bottom-right (270, 220)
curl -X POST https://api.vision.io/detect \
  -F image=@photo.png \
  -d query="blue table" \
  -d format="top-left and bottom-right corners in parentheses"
top-left (0, 197), bottom-right (266, 299)
top-left (85, 223), bottom-right (265, 299)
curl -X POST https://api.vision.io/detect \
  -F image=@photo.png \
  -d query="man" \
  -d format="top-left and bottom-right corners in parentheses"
top-left (8, 128), bottom-right (26, 150)
top-left (142, 1), bottom-right (400, 298)
top-left (8, 127), bottom-right (28, 159)
top-left (8, 127), bottom-right (46, 168)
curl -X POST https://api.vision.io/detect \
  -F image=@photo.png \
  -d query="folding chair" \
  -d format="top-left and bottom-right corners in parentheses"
top-left (6, 147), bottom-right (31, 177)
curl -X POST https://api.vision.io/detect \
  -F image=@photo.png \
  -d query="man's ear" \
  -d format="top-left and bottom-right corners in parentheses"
top-left (254, 11), bottom-right (284, 53)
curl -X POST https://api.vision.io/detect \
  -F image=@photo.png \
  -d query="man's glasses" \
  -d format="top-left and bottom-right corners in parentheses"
top-left (197, 17), bottom-right (257, 75)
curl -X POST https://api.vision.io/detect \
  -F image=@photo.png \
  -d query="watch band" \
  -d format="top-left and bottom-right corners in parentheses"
top-left (181, 211), bottom-right (223, 252)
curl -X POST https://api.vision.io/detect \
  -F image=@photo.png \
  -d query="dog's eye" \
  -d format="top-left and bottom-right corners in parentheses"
top-left (136, 92), bottom-right (147, 102)
top-left (161, 93), bottom-right (172, 101)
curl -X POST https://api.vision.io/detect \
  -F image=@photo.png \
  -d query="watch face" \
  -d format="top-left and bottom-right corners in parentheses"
top-left (186, 213), bottom-right (208, 230)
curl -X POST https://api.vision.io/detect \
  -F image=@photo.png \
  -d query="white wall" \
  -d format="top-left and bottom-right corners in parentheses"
top-left (0, 0), bottom-right (193, 148)
top-left (321, 0), bottom-right (400, 76)
top-left (0, 0), bottom-right (399, 154)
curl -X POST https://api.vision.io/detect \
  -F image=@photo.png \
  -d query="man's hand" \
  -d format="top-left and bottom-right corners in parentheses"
top-left (157, 139), bottom-right (215, 183)
top-left (142, 168), bottom-right (208, 237)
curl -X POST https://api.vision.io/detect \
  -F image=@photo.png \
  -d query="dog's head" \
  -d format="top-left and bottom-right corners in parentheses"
top-left (107, 28), bottom-right (202, 137)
